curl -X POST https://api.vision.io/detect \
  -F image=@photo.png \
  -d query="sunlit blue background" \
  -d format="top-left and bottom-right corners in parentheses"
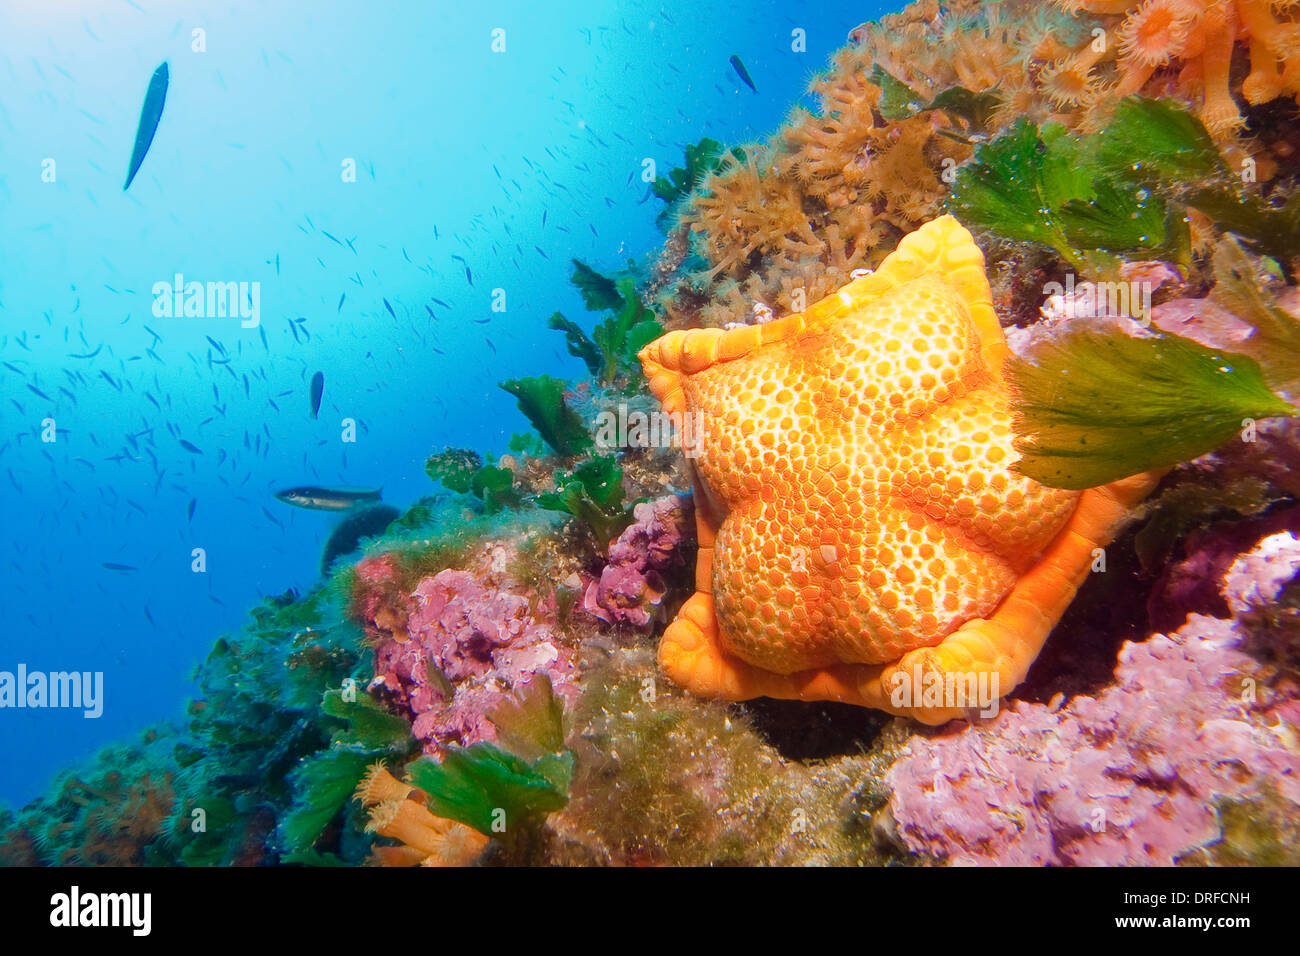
top-left (0, 0), bottom-right (887, 808)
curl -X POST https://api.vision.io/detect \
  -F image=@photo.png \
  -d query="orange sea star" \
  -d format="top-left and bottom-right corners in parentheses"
top-left (640, 216), bottom-right (1161, 724)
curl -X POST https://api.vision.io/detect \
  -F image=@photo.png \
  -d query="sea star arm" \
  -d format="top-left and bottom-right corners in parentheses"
top-left (660, 469), bottom-right (1160, 722)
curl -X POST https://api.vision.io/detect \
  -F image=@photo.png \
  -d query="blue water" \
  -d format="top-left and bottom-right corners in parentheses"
top-left (0, 0), bottom-right (885, 809)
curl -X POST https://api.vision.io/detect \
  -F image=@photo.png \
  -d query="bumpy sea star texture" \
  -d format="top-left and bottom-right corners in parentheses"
top-left (642, 215), bottom-right (1158, 722)
top-left (583, 494), bottom-right (694, 628)
top-left (887, 531), bottom-right (1300, 865)
top-left (367, 554), bottom-right (578, 751)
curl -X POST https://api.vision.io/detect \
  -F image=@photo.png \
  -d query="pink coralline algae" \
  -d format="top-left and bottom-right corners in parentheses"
top-left (368, 555), bottom-right (578, 752)
top-left (351, 553), bottom-right (412, 646)
top-left (887, 532), bottom-right (1300, 866)
top-left (583, 495), bottom-right (693, 628)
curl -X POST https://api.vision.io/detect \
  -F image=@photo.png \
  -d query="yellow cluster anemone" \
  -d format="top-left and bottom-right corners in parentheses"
top-left (355, 763), bottom-right (489, 867)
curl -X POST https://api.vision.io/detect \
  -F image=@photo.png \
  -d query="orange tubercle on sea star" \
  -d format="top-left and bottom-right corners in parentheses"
top-left (640, 215), bottom-right (1161, 725)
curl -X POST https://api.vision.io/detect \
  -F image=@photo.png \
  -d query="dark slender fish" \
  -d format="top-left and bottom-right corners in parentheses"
top-left (101, 562), bottom-right (138, 571)
top-left (322, 230), bottom-right (343, 245)
top-left (124, 62), bottom-right (169, 190)
top-left (383, 298), bottom-right (396, 319)
top-left (729, 54), bottom-right (757, 92)
top-left (310, 371), bottom-right (324, 418)
top-left (337, 293), bottom-right (345, 312)
top-left (179, 439), bottom-right (202, 454)
top-left (187, 498), bottom-right (196, 522)
top-left (69, 345), bottom-right (102, 358)
top-left (26, 384), bottom-right (51, 401)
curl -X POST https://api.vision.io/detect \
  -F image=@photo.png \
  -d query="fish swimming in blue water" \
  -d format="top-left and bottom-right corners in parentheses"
top-left (274, 486), bottom-right (382, 511)
top-left (124, 62), bottom-right (169, 190)
top-left (729, 54), bottom-right (757, 93)
top-left (310, 371), bottom-right (324, 418)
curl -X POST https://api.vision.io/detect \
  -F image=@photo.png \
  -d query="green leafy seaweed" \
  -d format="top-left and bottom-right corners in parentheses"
top-left (949, 118), bottom-right (1180, 271)
top-left (1210, 238), bottom-right (1300, 395)
top-left (1009, 327), bottom-right (1297, 489)
top-left (535, 455), bottom-right (631, 546)
top-left (570, 259), bottom-right (623, 312)
top-left (498, 375), bottom-right (593, 457)
top-left (425, 448), bottom-right (521, 513)
top-left (280, 748), bottom-right (373, 854)
top-left (651, 137), bottom-right (746, 229)
top-left (487, 674), bottom-right (566, 762)
top-left (322, 690), bottom-right (414, 753)
top-left (424, 448), bottom-right (481, 494)
top-left (591, 277), bottom-right (662, 384)
top-left (547, 311), bottom-right (602, 377)
top-left (405, 743), bottom-right (569, 837)
top-left (952, 97), bottom-right (1300, 272)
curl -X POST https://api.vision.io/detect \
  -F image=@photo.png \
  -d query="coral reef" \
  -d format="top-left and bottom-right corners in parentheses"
top-left (10, 0), bottom-right (1300, 872)
top-left (886, 531), bottom-right (1300, 865)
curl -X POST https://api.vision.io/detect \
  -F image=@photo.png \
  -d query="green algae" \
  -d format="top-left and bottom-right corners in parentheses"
top-left (871, 66), bottom-right (1001, 134)
top-left (949, 114), bottom-right (1182, 272)
top-left (280, 747), bottom-right (375, 856)
top-left (592, 278), bottom-right (662, 385)
top-left (1133, 476), bottom-right (1278, 573)
top-left (406, 744), bottom-right (570, 837)
top-left (951, 97), bottom-right (1300, 274)
top-left (424, 448), bottom-right (520, 514)
top-left (1210, 238), bottom-right (1300, 396)
top-left (549, 274), bottom-right (662, 388)
top-left (499, 374), bottom-right (593, 457)
top-left (548, 311), bottom-right (603, 377)
top-left (536, 455), bottom-right (631, 547)
top-left (548, 649), bottom-right (900, 867)
top-left (570, 258), bottom-right (624, 312)
top-left (1009, 327), bottom-right (1296, 489)
top-left (1177, 784), bottom-right (1300, 866)
top-left (652, 137), bottom-right (745, 229)
top-left (486, 673), bottom-right (567, 762)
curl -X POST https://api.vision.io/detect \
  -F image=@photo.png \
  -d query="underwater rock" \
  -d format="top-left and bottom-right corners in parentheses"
top-left (370, 565), bottom-right (578, 752)
top-left (886, 530), bottom-right (1300, 866)
top-left (582, 494), bottom-right (693, 628)
top-left (321, 504), bottom-right (400, 575)
top-left (1147, 505), bottom-right (1300, 633)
